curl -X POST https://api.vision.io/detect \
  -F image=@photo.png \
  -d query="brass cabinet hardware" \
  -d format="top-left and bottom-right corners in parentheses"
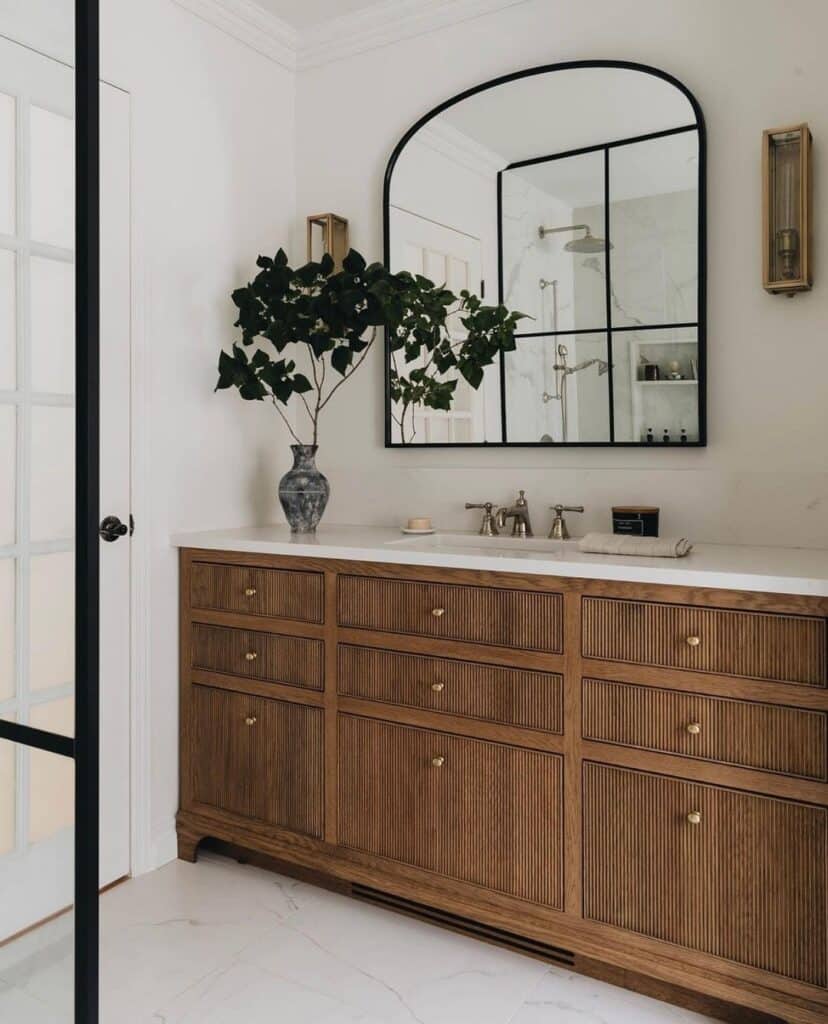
top-left (431, 607), bottom-right (446, 618)
top-left (244, 651), bottom-right (258, 661)
top-left (431, 755), bottom-right (445, 767)
top-left (431, 682), bottom-right (445, 692)
top-left (686, 635), bottom-right (701, 647)
top-left (686, 721), bottom-right (702, 735)
top-left (244, 715), bottom-right (257, 726)
top-left (686, 810), bottom-right (702, 825)
top-left (244, 586), bottom-right (257, 597)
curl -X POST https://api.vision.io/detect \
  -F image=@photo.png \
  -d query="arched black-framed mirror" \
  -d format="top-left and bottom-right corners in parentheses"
top-left (383, 60), bottom-right (706, 447)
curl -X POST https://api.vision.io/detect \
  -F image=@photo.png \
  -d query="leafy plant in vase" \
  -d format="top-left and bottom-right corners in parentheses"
top-left (216, 248), bottom-right (525, 532)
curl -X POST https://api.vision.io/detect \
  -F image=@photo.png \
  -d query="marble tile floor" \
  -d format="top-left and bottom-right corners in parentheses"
top-left (0, 851), bottom-right (719, 1023)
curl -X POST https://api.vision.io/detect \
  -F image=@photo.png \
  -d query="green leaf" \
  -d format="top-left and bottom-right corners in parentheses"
top-left (331, 345), bottom-right (353, 375)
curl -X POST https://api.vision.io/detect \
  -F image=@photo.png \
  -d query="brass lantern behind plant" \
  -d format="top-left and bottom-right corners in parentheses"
top-left (306, 213), bottom-right (349, 269)
top-left (762, 123), bottom-right (812, 295)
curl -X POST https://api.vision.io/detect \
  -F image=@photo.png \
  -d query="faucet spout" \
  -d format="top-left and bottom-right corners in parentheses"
top-left (495, 490), bottom-right (533, 538)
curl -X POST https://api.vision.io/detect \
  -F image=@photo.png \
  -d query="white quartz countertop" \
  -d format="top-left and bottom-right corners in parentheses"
top-left (171, 525), bottom-right (828, 598)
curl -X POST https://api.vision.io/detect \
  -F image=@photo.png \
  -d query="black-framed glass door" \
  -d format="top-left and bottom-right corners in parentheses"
top-left (0, 0), bottom-right (99, 1020)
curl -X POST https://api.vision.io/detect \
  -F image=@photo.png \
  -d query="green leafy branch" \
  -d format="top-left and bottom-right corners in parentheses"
top-left (216, 248), bottom-right (526, 445)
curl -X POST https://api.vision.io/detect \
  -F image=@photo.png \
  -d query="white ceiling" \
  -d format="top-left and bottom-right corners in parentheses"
top-left (252, 0), bottom-right (386, 29)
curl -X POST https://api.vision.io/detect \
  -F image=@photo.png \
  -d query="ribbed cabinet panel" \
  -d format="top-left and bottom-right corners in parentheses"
top-left (338, 576), bottom-right (563, 652)
top-left (191, 685), bottom-right (256, 820)
top-left (583, 762), bottom-right (828, 986)
top-left (257, 697), bottom-right (324, 838)
top-left (338, 644), bottom-right (563, 732)
top-left (583, 678), bottom-right (828, 780)
top-left (191, 684), bottom-right (324, 838)
top-left (338, 715), bottom-right (564, 907)
top-left (191, 561), bottom-right (324, 622)
top-left (192, 623), bottom-right (324, 691)
top-left (582, 597), bottom-right (827, 686)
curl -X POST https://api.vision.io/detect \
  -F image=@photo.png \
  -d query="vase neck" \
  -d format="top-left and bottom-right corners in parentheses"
top-left (290, 444), bottom-right (318, 470)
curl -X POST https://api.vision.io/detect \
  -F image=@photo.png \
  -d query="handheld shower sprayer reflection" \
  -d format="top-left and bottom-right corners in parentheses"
top-left (541, 343), bottom-right (612, 442)
top-left (538, 223), bottom-right (613, 253)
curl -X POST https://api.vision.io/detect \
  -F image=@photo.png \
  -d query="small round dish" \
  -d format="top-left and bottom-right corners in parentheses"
top-left (401, 527), bottom-right (436, 535)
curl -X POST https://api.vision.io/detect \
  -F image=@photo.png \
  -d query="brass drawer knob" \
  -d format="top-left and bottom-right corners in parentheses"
top-left (245, 651), bottom-right (258, 662)
top-left (244, 586), bottom-right (257, 597)
top-left (686, 635), bottom-right (701, 647)
top-left (686, 721), bottom-right (701, 735)
top-left (244, 715), bottom-right (257, 726)
top-left (431, 682), bottom-right (445, 692)
top-left (431, 755), bottom-right (445, 768)
top-left (431, 607), bottom-right (446, 618)
top-left (686, 810), bottom-right (702, 825)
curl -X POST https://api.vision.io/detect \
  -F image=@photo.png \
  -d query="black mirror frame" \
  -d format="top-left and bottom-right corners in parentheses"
top-left (382, 59), bottom-right (706, 448)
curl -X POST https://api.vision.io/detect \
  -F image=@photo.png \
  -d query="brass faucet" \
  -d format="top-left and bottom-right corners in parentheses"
top-left (465, 501), bottom-right (499, 535)
top-left (496, 490), bottom-right (533, 537)
top-left (548, 504), bottom-right (584, 540)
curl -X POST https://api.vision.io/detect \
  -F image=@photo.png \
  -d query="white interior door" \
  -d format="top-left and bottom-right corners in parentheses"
top-left (389, 206), bottom-right (500, 443)
top-left (0, 35), bottom-right (131, 944)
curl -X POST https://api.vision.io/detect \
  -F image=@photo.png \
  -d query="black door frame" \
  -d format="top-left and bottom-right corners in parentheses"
top-left (0, 1), bottom-right (101, 1020)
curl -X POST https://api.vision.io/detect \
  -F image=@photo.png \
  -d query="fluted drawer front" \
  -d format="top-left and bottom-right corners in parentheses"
top-left (583, 763), bottom-right (828, 985)
top-left (191, 684), bottom-right (323, 838)
top-left (338, 644), bottom-right (563, 733)
top-left (192, 623), bottom-right (324, 691)
top-left (583, 597), bottom-right (826, 686)
top-left (338, 715), bottom-right (564, 906)
top-left (191, 561), bottom-right (324, 623)
top-left (583, 678), bottom-right (828, 780)
top-left (338, 575), bottom-right (563, 653)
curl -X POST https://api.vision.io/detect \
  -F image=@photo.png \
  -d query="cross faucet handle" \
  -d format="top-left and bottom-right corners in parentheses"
top-left (465, 502), bottom-right (499, 536)
top-left (548, 504), bottom-right (584, 540)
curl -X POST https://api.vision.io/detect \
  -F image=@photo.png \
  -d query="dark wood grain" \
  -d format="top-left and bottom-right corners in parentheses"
top-left (583, 596), bottom-right (827, 686)
top-left (338, 574), bottom-right (563, 652)
top-left (583, 761), bottom-right (828, 985)
top-left (192, 622), bottom-right (324, 691)
top-left (190, 560), bottom-right (324, 623)
top-left (337, 644), bottom-right (563, 732)
top-left (583, 677), bottom-right (828, 780)
top-left (338, 714), bottom-right (564, 907)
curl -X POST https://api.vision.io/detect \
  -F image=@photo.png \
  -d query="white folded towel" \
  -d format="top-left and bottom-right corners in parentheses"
top-left (577, 532), bottom-right (693, 558)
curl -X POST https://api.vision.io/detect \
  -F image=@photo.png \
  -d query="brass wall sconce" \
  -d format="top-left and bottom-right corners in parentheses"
top-left (762, 123), bottom-right (812, 295)
top-left (306, 213), bottom-right (349, 268)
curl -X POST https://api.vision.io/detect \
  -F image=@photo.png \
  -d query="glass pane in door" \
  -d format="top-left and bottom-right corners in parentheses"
top-left (0, 2), bottom-right (80, 1018)
top-left (0, 737), bottom-right (74, 1023)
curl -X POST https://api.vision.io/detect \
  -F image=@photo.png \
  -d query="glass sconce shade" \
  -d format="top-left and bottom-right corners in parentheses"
top-left (306, 212), bottom-right (349, 269)
top-left (763, 124), bottom-right (812, 294)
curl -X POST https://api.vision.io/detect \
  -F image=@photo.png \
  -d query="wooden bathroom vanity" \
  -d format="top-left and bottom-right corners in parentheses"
top-left (174, 527), bottom-right (828, 1024)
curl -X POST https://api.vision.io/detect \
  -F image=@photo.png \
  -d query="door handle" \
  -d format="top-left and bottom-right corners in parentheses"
top-left (99, 515), bottom-right (128, 542)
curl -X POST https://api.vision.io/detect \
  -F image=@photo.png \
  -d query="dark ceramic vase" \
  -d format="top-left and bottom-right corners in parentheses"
top-left (278, 444), bottom-right (330, 533)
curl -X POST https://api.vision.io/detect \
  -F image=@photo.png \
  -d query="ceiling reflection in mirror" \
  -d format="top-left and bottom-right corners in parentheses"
top-left (384, 63), bottom-right (704, 446)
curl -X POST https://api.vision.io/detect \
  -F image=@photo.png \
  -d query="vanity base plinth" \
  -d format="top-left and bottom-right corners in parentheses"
top-left (177, 547), bottom-right (828, 1024)
top-left (174, 808), bottom-right (822, 1024)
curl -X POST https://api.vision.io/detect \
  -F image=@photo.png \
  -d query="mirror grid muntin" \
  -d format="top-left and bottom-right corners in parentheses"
top-left (383, 60), bottom-right (706, 447)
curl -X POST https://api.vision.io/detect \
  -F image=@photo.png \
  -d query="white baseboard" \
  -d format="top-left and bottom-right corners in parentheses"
top-left (132, 821), bottom-right (179, 876)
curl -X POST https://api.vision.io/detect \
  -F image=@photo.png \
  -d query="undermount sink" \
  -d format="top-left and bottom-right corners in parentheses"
top-left (385, 531), bottom-right (577, 556)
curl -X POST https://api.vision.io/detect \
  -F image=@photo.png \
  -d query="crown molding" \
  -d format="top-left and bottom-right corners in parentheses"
top-left (174, 0), bottom-right (528, 72)
top-left (417, 120), bottom-right (507, 178)
top-left (173, 0), bottom-right (298, 70)
top-left (298, 0), bottom-right (530, 70)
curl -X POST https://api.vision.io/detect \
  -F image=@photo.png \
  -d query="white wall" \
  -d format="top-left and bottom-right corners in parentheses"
top-left (102, 0), bottom-right (296, 867)
top-left (293, 0), bottom-right (828, 549)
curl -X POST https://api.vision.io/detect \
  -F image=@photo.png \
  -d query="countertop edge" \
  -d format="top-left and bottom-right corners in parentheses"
top-left (171, 530), bottom-right (828, 599)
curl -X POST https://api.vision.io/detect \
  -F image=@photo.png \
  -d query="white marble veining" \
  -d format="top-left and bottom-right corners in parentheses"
top-left (172, 523), bottom-right (828, 597)
top-left (0, 854), bottom-right (718, 1023)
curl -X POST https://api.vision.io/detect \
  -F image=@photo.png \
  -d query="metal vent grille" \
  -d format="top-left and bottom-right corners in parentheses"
top-left (351, 884), bottom-right (575, 967)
